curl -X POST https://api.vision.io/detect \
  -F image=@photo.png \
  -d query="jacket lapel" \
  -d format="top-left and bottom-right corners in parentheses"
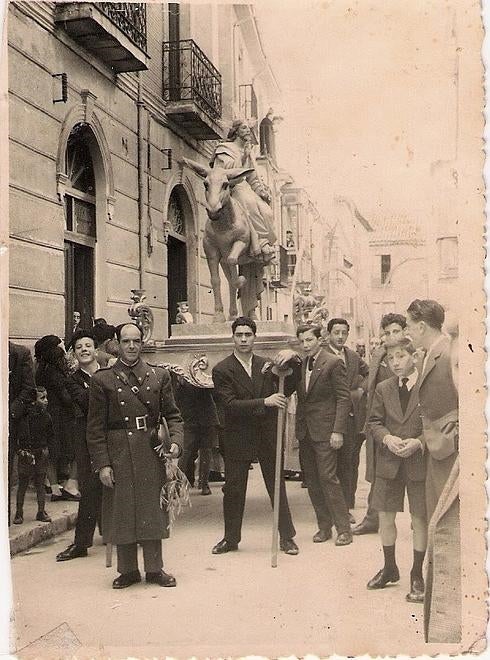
top-left (306, 349), bottom-right (326, 396)
top-left (231, 355), bottom-right (254, 395)
top-left (251, 355), bottom-right (265, 397)
top-left (386, 378), bottom-right (404, 422)
top-left (132, 359), bottom-right (151, 388)
top-left (419, 338), bottom-right (448, 387)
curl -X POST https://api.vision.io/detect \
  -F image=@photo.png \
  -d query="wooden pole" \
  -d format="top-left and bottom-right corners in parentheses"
top-left (271, 365), bottom-right (292, 568)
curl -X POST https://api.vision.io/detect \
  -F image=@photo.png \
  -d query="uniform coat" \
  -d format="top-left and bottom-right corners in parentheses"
top-left (87, 359), bottom-right (183, 545)
top-left (417, 337), bottom-right (458, 520)
top-left (368, 376), bottom-right (425, 482)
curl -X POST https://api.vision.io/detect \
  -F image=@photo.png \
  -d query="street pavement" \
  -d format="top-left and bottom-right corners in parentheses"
top-left (9, 462), bottom-right (433, 658)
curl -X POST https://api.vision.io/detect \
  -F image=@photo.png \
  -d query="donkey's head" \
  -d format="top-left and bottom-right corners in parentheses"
top-left (183, 158), bottom-right (254, 220)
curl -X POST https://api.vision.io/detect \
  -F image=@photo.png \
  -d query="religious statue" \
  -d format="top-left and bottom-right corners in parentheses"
top-left (175, 301), bottom-right (194, 324)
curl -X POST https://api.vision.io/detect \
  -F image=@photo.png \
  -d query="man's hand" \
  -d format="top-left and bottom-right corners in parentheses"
top-left (99, 466), bottom-right (114, 488)
top-left (396, 437), bottom-right (423, 458)
top-left (264, 393), bottom-right (288, 409)
top-left (163, 442), bottom-right (181, 459)
top-left (383, 434), bottom-right (404, 454)
top-left (274, 349), bottom-right (299, 367)
top-left (330, 432), bottom-right (344, 449)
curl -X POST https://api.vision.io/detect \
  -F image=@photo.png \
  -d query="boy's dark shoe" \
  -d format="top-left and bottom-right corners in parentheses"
top-left (367, 566), bottom-right (400, 589)
top-left (200, 484), bottom-right (212, 496)
top-left (13, 512), bottom-right (23, 525)
top-left (406, 576), bottom-right (424, 603)
top-left (56, 544), bottom-right (88, 561)
top-left (313, 529), bottom-right (332, 543)
top-left (36, 511), bottom-right (52, 523)
top-left (280, 538), bottom-right (299, 555)
top-left (212, 539), bottom-right (238, 554)
top-left (146, 570), bottom-right (177, 587)
top-left (112, 571), bottom-right (141, 589)
top-left (335, 532), bottom-right (353, 546)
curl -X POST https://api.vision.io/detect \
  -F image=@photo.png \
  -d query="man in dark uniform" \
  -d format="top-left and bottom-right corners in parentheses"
top-left (87, 323), bottom-right (183, 589)
top-left (8, 341), bottom-right (36, 525)
top-left (56, 329), bottom-right (102, 561)
top-left (211, 316), bottom-right (300, 556)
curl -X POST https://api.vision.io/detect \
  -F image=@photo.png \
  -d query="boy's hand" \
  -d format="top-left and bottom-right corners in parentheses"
top-left (330, 432), bottom-right (344, 449)
top-left (383, 434), bottom-right (404, 454)
top-left (396, 437), bottom-right (423, 458)
top-left (99, 466), bottom-right (115, 488)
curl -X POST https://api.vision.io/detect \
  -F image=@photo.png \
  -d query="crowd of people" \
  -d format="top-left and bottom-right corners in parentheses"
top-left (7, 298), bottom-right (459, 642)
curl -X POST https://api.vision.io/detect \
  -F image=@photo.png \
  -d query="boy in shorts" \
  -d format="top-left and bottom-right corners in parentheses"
top-left (367, 337), bottom-right (427, 603)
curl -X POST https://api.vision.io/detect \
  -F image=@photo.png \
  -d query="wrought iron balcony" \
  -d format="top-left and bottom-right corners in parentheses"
top-left (163, 39), bottom-right (223, 140)
top-left (55, 3), bottom-right (148, 73)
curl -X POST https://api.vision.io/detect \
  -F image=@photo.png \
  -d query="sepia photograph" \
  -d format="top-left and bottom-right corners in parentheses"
top-left (0, 0), bottom-right (487, 657)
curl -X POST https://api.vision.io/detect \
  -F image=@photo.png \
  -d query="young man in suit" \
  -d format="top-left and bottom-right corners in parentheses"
top-left (324, 318), bottom-right (369, 520)
top-left (406, 299), bottom-right (458, 520)
top-left (353, 313), bottom-right (407, 535)
top-left (293, 324), bottom-right (353, 546)
top-left (211, 317), bottom-right (300, 556)
top-left (367, 337), bottom-right (427, 603)
top-left (57, 329), bottom-right (102, 562)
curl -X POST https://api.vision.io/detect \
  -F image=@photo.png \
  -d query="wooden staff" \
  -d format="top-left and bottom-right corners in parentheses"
top-left (271, 364), bottom-right (292, 568)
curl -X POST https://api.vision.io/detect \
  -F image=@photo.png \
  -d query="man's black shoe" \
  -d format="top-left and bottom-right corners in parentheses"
top-left (200, 484), bottom-right (212, 496)
top-left (353, 519), bottom-right (379, 535)
top-left (208, 471), bottom-right (225, 482)
top-left (146, 570), bottom-right (177, 587)
top-left (112, 570), bottom-right (141, 589)
top-left (367, 567), bottom-right (400, 589)
top-left (280, 538), bottom-right (299, 555)
top-left (313, 529), bottom-right (332, 543)
top-left (36, 511), bottom-right (52, 523)
top-left (406, 576), bottom-right (424, 603)
top-left (212, 539), bottom-right (238, 554)
top-left (56, 544), bottom-right (88, 562)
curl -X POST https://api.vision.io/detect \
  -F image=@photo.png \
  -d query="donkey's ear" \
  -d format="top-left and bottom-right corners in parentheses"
top-left (226, 168), bottom-right (255, 186)
top-left (182, 157), bottom-right (209, 178)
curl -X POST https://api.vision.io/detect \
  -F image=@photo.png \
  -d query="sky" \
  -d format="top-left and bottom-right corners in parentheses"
top-left (253, 0), bottom-right (470, 230)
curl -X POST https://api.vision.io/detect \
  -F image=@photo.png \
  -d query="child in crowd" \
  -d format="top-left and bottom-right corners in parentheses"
top-left (367, 337), bottom-right (427, 603)
top-left (13, 386), bottom-right (53, 524)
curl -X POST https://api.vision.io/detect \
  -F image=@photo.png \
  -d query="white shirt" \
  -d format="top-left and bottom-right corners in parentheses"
top-left (328, 343), bottom-right (346, 364)
top-left (421, 334), bottom-right (446, 376)
top-left (234, 351), bottom-right (253, 378)
top-left (305, 350), bottom-right (321, 391)
top-left (398, 368), bottom-right (418, 392)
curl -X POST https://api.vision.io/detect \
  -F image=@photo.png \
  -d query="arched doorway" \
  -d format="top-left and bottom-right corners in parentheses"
top-left (63, 123), bottom-right (97, 340)
top-left (166, 186), bottom-right (191, 335)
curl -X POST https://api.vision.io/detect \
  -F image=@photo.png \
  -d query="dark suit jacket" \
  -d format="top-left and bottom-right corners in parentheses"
top-left (418, 337), bottom-right (458, 460)
top-left (212, 353), bottom-right (299, 462)
top-left (8, 342), bottom-right (36, 433)
top-left (295, 348), bottom-right (351, 442)
top-left (368, 375), bottom-right (425, 481)
top-left (325, 343), bottom-right (369, 432)
top-left (364, 346), bottom-right (393, 482)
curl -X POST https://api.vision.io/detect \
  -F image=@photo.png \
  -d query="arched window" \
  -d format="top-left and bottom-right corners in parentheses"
top-left (166, 187), bottom-right (188, 334)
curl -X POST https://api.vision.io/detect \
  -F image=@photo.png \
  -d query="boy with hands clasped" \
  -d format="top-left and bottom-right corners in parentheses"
top-left (367, 337), bottom-right (427, 603)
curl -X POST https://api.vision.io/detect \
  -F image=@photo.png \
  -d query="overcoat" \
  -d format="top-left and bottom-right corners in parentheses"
top-left (87, 358), bottom-right (183, 545)
top-left (368, 375), bottom-right (425, 482)
top-left (295, 348), bottom-right (350, 442)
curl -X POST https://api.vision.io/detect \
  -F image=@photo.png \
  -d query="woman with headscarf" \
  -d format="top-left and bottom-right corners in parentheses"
top-left (34, 335), bottom-right (80, 501)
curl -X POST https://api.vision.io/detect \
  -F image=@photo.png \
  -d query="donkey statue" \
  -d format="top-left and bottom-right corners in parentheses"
top-left (183, 157), bottom-right (266, 322)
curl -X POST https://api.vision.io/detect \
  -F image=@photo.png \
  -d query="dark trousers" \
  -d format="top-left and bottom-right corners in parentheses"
top-left (117, 540), bottom-right (163, 574)
top-left (363, 482), bottom-right (379, 525)
top-left (350, 432), bottom-right (366, 507)
top-left (223, 442), bottom-right (296, 545)
top-left (299, 431), bottom-right (350, 534)
top-left (74, 437), bottom-right (102, 548)
top-left (8, 436), bottom-right (15, 526)
top-left (178, 424), bottom-right (216, 487)
top-left (16, 449), bottom-right (48, 514)
top-left (337, 416), bottom-right (356, 509)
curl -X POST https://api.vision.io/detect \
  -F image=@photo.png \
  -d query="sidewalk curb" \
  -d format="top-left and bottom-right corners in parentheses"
top-left (9, 510), bottom-right (78, 557)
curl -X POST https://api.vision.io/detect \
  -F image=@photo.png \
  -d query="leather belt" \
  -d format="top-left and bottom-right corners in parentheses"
top-left (107, 414), bottom-right (157, 432)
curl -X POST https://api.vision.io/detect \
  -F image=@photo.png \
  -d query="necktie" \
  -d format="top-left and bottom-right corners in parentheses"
top-left (399, 377), bottom-right (410, 414)
top-left (307, 356), bottom-right (315, 371)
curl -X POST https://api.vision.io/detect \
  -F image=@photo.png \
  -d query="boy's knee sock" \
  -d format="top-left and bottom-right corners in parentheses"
top-left (382, 544), bottom-right (397, 571)
top-left (411, 549), bottom-right (425, 579)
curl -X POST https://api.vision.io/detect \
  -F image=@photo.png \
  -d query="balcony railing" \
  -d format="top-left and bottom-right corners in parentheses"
top-left (163, 39), bottom-right (222, 121)
top-left (98, 3), bottom-right (147, 52)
